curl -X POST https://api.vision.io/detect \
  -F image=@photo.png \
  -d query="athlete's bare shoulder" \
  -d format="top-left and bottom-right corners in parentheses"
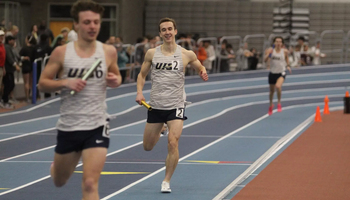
top-left (102, 43), bottom-right (117, 57)
top-left (144, 48), bottom-right (156, 61)
top-left (181, 47), bottom-right (196, 61)
top-left (50, 44), bottom-right (67, 62)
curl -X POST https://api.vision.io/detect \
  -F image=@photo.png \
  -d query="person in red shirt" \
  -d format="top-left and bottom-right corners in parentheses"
top-left (0, 30), bottom-right (6, 92)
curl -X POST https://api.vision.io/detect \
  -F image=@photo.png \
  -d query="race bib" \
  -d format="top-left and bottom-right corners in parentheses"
top-left (102, 121), bottom-right (110, 138)
top-left (172, 60), bottom-right (180, 71)
top-left (176, 108), bottom-right (184, 118)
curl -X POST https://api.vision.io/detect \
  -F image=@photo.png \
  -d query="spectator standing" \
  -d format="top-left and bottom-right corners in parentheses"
top-left (0, 30), bottom-right (6, 95)
top-left (1, 36), bottom-right (20, 109)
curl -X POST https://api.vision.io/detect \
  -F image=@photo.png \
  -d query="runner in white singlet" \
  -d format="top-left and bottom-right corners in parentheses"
top-left (264, 36), bottom-right (291, 115)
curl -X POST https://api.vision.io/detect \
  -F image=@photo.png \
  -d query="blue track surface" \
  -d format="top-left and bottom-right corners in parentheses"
top-left (0, 65), bottom-right (348, 200)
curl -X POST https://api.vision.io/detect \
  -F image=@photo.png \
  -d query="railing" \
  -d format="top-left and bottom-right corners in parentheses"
top-left (27, 30), bottom-right (350, 105)
top-left (345, 30), bottom-right (350, 63)
top-left (32, 58), bottom-right (42, 104)
top-left (319, 30), bottom-right (345, 64)
top-left (197, 37), bottom-right (219, 73)
top-left (244, 34), bottom-right (267, 69)
top-left (292, 30), bottom-right (319, 47)
top-left (218, 36), bottom-right (242, 72)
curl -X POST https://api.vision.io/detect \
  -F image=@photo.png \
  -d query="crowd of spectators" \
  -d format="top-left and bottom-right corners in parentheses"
top-left (0, 18), bottom-right (327, 110)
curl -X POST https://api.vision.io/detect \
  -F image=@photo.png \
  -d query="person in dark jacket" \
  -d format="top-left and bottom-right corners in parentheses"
top-left (19, 35), bottom-right (37, 102)
top-left (34, 33), bottom-right (53, 98)
top-left (1, 35), bottom-right (20, 109)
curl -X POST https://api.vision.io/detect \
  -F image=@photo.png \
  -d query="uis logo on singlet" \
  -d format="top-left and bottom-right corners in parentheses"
top-left (154, 60), bottom-right (180, 71)
top-left (271, 56), bottom-right (281, 60)
top-left (67, 64), bottom-right (103, 79)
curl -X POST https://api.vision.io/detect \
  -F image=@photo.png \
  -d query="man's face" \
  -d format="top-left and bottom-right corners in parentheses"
top-left (159, 22), bottom-right (177, 42)
top-left (274, 38), bottom-right (283, 48)
top-left (8, 39), bottom-right (15, 46)
top-left (0, 35), bottom-right (4, 44)
top-left (109, 36), bottom-right (115, 44)
top-left (297, 39), bottom-right (304, 46)
top-left (75, 11), bottom-right (101, 42)
top-left (62, 31), bottom-right (68, 38)
top-left (13, 28), bottom-right (19, 36)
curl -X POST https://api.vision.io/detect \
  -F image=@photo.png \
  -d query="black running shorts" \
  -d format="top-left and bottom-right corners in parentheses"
top-left (268, 72), bottom-right (286, 85)
top-left (147, 108), bottom-right (188, 123)
top-left (55, 122), bottom-right (110, 154)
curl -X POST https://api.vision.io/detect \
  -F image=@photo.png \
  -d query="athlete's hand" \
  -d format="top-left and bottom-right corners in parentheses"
top-left (65, 79), bottom-right (87, 93)
top-left (136, 93), bottom-right (145, 105)
top-left (106, 72), bottom-right (121, 88)
top-left (200, 69), bottom-right (208, 81)
top-left (287, 66), bottom-right (292, 74)
top-left (15, 65), bottom-right (20, 72)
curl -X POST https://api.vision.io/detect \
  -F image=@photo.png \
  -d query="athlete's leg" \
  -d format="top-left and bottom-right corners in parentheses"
top-left (163, 119), bottom-right (183, 183)
top-left (51, 151), bottom-right (82, 187)
top-left (275, 76), bottom-right (285, 105)
top-left (269, 84), bottom-right (275, 107)
top-left (143, 123), bottom-right (164, 151)
top-left (81, 147), bottom-right (107, 200)
top-left (22, 73), bottom-right (30, 100)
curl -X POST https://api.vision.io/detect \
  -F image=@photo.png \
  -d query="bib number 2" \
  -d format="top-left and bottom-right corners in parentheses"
top-left (102, 122), bottom-right (110, 138)
top-left (176, 108), bottom-right (184, 118)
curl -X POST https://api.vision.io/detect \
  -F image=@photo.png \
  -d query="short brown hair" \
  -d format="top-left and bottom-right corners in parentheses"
top-left (70, 0), bottom-right (105, 23)
top-left (158, 18), bottom-right (177, 32)
top-left (273, 36), bottom-right (284, 44)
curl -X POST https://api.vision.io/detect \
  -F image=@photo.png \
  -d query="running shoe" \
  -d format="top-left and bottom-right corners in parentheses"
top-left (161, 181), bottom-right (171, 193)
top-left (268, 105), bottom-right (274, 115)
top-left (277, 103), bottom-right (282, 112)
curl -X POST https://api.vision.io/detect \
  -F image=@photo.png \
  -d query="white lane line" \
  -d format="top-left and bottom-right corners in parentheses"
top-left (186, 71), bottom-right (350, 88)
top-left (187, 79), bottom-right (350, 96)
top-left (0, 128), bottom-right (56, 143)
top-left (0, 100), bottom-right (342, 196)
top-left (2, 160), bottom-right (251, 167)
top-left (212, 106), bottom-right (343, 200)
top-left (100, 103), bottom-right (343, 199)
top-left (0, 87), bottom-right (345, 143)
top-left (1, 76), bottom-right (348, 128)
top-left (0, 146), bottom-right (56, 163)
top-left (195, 63), bottom-right (350, 78)
top-left (0, 69), bottom-right (347, 118)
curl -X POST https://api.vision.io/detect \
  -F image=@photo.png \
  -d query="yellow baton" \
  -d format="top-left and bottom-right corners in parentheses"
top-left (141, 101), bottom-right (152, 111)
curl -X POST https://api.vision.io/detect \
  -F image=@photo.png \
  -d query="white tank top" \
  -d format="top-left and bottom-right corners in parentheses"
top-left (56, 41), bottom-right (108, 131)
top-left (149, 45), bottom-right (185, 110)
top-left (270, 48), bottom-right (286, 74)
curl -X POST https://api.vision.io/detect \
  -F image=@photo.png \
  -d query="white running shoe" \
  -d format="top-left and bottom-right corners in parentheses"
top-left (160, 124), bottom-right (168, 136)
top-left (161, 181), bottom-right (171, 193)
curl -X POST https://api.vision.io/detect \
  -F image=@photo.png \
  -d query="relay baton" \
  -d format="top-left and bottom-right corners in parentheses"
top-left (141, 101), bottom-right (152, 111)
top-left (70, 59), bottom-right (102, 95)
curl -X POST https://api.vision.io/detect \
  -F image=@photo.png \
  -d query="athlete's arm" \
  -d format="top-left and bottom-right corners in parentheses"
top-left (38, 45), bottom-right (86, 93)
top-left (136, 49), bottom-right (154, 105)
top-left (264, 47), bottom-right (273, 63)
top-left (186, 50), bottom-right (208, 81)
top-left (284, 49), bottom-right (292, 73)
top-left (105, 44), bottom-right (122, 88)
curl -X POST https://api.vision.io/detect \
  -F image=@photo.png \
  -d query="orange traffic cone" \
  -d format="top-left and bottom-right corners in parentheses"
top-left (324, 96), bottom-right (329, 114)
top-left (315, 106), bottom-right (322, 122)
top-left (345, 91), bottom-right (350, 114)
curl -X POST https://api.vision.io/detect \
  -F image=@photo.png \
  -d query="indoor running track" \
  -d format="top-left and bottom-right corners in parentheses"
top-left (0, 64), bottom-right (349, 200)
